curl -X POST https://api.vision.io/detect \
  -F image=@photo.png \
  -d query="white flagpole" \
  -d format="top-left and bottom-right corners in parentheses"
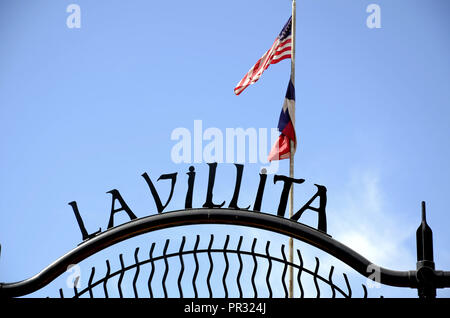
top-left (288, 0), bottom-right (296, 299)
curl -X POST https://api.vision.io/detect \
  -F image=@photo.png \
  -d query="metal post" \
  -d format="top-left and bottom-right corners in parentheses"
top-left (416, 201), bottom-right (436, 298)
top-left (288, 0), bottom-right (296, 299)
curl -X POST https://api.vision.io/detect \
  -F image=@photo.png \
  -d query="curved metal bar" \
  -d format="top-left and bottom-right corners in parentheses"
top-left (1, 208), bottom-right (447, 297)
top-left (103, 259), bottom-right (111, 298)
top-left (206, 235), bottom-right (214, 298)
top-left (132, 247), bottom-right (140, 298)
top-left (222, 235), bottom-right (229, 298)
top-left (313, 257), bottom-right (321, 298)
top-left (162, 239), bottom-right (170, 298)
top-left (280, 245), bottom-right (288, 298)
top-left (296, 249), bottom-right (304, 298)
top-left (251, 238), bottom-right (258, 298)
top-left (59, 242), bottom-right (353, 299)
top-left (343, 273), bottom-right (352, 298)
top-left (362, 284), bottom-right (368, 298)
top-left (177, 236), bottom-right (186, 298)
top-left (192, 235), bottom-right (200, 298)
top-left (236, 236), bottom-right (244, 298)
top-left (117, 254), bottom-right (125, 298)
top-left (147, 243), bottom-right (155, 298)
top-left (87, 267), bottom-right (95, 298)
top-left (265, 241), bottom-right (273, 298)
top-left (328, 266), bottom-right (336, 298)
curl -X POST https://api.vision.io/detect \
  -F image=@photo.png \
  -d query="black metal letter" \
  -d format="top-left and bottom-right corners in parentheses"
top-left (107, 189), bottom-right (137, 229)
top-left (68, 201), bottom-right (101, 241)
top-left (291, 184), bottom-right (327, 233)
top-left (142, 172), bottom-right (177, 213)
top-left (202, 162), bottom-right (225, 208)
top-left (253, 168), bottom-right (267, 212)
top-left (228, 164), bottom-right (250, 210)
top-left (185, 166), bottom-right (195, 209)
top-left (274, 175), bottom-right (305, 217)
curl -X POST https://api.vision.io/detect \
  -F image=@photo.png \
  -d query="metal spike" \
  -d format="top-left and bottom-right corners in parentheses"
top-left (132, 247), bottom-right (140, 298)
top-left (87, 267), bottom-right (96, 298)
top-left (162, 239), bottom-right (170, 298)
top-left (177, 237), bottom-right (186, 298)
top-left (148, 243), bottom-right (156, 298)
top-left (280, 244), bottom-right (288, 298)
top-left (206, 235), bottom-right (214, 298)
top-left (236, 236), bottom-right (244, 298)
top-left (362, 284), bottom-right (368, 298)
top-left (251, 238), bottom-right (258, 298)
top-left (296, 249), bottom-right (304, 298)
top-left (222, 235), bottom-right (230, 298)
top-left (265, 241), bottom-right (273, 298)
top-left (103, 259), bottom-right (111, 298)
top-left (343, 273), bottom-right (352, 298)
top-left (193, 235), bottom-right (200, 298)
top-left (328, 266), bottom-right (336, 298)
top-left (313, 257), bottom-right (320, 298)
top-left (117, 254), bottom-right (125, 298)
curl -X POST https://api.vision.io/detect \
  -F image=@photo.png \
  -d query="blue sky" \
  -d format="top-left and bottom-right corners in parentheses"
top-left (1, 0), bottom-right (450, 298)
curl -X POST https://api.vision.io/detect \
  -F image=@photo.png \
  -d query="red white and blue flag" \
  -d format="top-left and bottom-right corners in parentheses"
top-left (234, 16), bottom-right (292, 95)
top-left (268, 79), bottom-right (296, 161)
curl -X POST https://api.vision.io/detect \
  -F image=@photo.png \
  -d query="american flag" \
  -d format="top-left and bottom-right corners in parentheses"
top-left (234, 16), bottom-right (292, 96)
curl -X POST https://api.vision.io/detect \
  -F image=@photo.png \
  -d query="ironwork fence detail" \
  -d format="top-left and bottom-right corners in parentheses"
top-left (2, 207), bottom-right (450, 298)
top-left (60, 235), bottom-right (368, 299)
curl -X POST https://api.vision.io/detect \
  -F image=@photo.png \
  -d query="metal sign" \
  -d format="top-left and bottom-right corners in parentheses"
top-left (1, 163), bottom-right (449, 298)
top-left (68, 163), bottom-right (328, 241)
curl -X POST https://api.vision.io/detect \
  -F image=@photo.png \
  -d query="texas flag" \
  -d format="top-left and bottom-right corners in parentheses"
top-left (268, 79), bottom-right (296, 161)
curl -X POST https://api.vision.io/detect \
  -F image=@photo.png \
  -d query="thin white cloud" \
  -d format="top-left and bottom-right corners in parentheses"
top-left (330, 168), bottom-right (416, 270)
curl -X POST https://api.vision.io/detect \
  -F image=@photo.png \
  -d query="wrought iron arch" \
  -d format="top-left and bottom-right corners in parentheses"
top-left (1, 208), bottom-right (450, 298)
top-left (63, 235), bottom-right (365, 299)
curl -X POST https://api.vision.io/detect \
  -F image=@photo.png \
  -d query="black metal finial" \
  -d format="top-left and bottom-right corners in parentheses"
top-left (416, 201), bottom-right (434, 263)
top-left (421, 201), bottom-right (426, 222)
top-left (416, 201), bottom-right (436, 299)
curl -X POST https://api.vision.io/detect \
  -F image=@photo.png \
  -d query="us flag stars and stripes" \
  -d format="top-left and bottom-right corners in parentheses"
top-left (234, 16), bottom-right (292, 96)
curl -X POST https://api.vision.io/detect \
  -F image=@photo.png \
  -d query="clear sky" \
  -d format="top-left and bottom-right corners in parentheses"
top-left (1, 0), bottom-right (450, 298)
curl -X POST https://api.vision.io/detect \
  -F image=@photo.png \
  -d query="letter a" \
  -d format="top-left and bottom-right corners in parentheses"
top-left (291, 184), bottom-right (328, 233)
top-left (366, 4), bottom-right (381, 29)
top-left (107, 189), bottom-right (137, 228)
top-left (66, 4), bottom-right (81, 29)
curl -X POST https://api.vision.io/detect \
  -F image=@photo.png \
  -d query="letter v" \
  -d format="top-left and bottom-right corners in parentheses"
top-left (142, 172), bottom-right (177, 213)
